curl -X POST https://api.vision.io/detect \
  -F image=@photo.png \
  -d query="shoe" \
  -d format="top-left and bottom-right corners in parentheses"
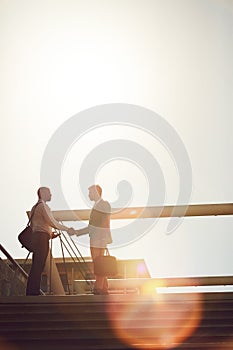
top-left (101, 290), bottom-right (109, 295)
top-left (92, 289), bottom-right (102, 295)
top-left (26, 293), bottom-right (40, 296)
top-left (92, 289), bottom-right (109, 295)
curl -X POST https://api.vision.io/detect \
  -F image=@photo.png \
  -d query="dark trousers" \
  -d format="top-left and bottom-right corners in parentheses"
top-left (91, 247), bottom-right (108, 292)
top-left (26, 231), bottom-right (50, 296)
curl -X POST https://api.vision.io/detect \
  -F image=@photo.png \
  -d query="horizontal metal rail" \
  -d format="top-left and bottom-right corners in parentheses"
top-left (27, 203), bottom-right (233, 221)
top-left (74, 275), bottom-right (233, 288)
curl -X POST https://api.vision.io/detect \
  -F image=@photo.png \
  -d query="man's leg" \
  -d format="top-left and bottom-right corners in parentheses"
top-left (26, 232), bottom-right (49, 295)
top-left (90, 247), bottom-right (107, 293)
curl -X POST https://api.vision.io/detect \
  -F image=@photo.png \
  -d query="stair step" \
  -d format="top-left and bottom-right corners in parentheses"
top-left (1, 293), bottom-right (233, 350)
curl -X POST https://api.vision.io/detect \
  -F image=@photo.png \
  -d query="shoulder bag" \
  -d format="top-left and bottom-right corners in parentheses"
top-left (18, 202), bottom-right (40, 252)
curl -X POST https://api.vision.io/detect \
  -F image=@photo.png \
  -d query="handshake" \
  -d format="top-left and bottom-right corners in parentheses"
top-left (67, 227), bottom-right (85, 237)
top-left (67, 227), bottom-right (76, 236)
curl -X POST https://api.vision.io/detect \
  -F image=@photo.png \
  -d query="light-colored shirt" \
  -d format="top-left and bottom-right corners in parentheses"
top-left (30, 200), bottom-right (68, 236)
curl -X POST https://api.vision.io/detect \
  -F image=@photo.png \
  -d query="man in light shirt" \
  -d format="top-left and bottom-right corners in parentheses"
top-left (69, 185), bottom-right (112, 295)
top-left (26, 187), bottom-right (75, 296)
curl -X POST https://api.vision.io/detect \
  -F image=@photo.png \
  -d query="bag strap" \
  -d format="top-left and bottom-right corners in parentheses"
top-left (27, 201), bottom-right (41, 226)
top-left (105, 248), bottom-right (110, 256)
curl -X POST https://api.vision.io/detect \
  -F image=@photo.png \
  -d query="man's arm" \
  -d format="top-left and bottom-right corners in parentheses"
top-left (77, 226), bottom-right (89, 236)
top-left (42, 202), bottom-right (70, 232)
top-left (68, 226), bottom-right (89, 237)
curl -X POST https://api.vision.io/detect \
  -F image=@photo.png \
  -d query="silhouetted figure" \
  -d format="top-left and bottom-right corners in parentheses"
top-left (26, 187), bottom-right (75, 296)
top-left (69, 185), bottom-right (112, 295)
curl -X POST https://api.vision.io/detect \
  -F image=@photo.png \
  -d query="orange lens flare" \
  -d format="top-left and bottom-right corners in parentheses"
top-left (106, 281), bottom-right (202, 349)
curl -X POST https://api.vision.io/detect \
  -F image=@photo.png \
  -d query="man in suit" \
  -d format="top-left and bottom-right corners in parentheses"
top-left (69, 185), bottom-right (112, 294)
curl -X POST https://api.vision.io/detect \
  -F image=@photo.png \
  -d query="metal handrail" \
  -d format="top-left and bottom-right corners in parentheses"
top-left (0, 243), bottom-right (28, 279)
top-left (0, 243), bottom-right (45, 295)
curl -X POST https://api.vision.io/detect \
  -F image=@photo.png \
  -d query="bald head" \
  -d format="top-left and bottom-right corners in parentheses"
top-left (37, 187), bottom-right (52, 202)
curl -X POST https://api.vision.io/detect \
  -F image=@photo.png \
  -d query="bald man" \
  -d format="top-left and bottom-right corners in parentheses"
top-left (26, 187), bottom-right (74, 296)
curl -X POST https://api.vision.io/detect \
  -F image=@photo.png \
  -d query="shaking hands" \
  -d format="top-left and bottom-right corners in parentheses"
top-left (67, 227), bottom-right (76, 236)
top-left (67, 226), bottom-right (88, 237)
top-left (67, 228), bottom-right (85, 237)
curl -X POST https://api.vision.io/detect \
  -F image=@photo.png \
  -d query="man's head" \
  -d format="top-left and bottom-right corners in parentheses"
top-left (88, 184), bottom-right (102, 202)
top-left (37, 187), bottom-right (52, 202)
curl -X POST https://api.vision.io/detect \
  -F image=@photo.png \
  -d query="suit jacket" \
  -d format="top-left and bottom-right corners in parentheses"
top-left (89, 199), bottom-right (112, 247)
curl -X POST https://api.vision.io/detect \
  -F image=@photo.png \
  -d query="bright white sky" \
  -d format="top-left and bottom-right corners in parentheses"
top-left (0, 0), bottom-right (233, 278)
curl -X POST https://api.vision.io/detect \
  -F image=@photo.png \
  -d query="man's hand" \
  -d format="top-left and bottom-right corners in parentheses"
top-left (51, 231), bottom-right (61, 239)
top-left (67, 227), bottom-right (76, 236)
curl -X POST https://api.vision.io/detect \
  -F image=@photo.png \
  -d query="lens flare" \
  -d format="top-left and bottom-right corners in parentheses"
top-left (106, 288), bottom-right (202, 349)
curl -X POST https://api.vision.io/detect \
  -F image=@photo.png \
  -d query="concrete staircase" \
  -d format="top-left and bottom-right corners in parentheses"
top-left (0, 292), bottom-right (233, 350)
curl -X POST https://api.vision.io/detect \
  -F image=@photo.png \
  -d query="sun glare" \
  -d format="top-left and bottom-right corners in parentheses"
top-left (106, 291), bottom-right (202, 349)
